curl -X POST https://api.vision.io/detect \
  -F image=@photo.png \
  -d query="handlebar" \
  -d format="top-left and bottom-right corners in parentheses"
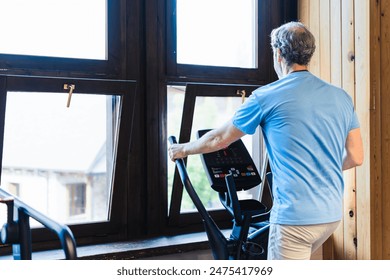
top-left (168, 135), bottom-right (177, 145)
top-left (169, 135), bottom-right (210, 219)
top-left (168, 135), bottom-right (228, 259)
top-left (0, 188), bottom-right (77, 260)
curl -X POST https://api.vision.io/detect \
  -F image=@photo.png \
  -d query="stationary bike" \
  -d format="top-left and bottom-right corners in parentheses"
top-left (169, 129), bottom-right (272, 260)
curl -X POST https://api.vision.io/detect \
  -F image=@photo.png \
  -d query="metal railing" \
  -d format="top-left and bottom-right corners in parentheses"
top-left (0, 188), bottom-right (77, 260)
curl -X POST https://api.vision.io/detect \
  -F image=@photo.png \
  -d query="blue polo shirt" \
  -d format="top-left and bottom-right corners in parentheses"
top-left (232, 71), bottom-right (359, 225)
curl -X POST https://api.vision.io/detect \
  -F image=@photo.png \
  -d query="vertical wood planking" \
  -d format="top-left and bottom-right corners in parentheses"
top-left (341, 0), bottom-right (357, 260)
top-left (308, 0), bottom-right (321, 76)
top-left (370, 0), bottom-right (383, 260)
top-left (299, 0), bottom-right (367, 259)
top-left (319, 0), bottom-right (331, 82)
top-left (380, 0), bottom-right (390, 260)
top-left (328, 0), bottom-right (344, 260)
top-left (298, 0), bottom-right (382, 260)
top-left (298, 0), bottom-right (328, 259)
top-left (330, 0), bottom-right (342, 87)
top-left (354, 0), bottom-right (371, 260)
top-left (298, 0), bottom-right (310, 23)
top-left (320, 0), bottom-right (338, 260)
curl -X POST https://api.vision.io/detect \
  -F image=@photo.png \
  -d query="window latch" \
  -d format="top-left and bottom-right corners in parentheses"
top-left (236, 89), bottom-right (246, 104)
top-left (64, 84), bottom-right (76, 108)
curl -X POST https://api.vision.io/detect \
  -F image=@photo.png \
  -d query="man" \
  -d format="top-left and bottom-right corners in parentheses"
top-left (168, 22), bottom-right (363, 260)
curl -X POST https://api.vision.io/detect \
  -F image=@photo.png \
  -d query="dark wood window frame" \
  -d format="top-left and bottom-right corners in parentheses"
top-left (168, 83), bottom-right (262, 230)
top-left (0, 0), bottom-right (137, 255)
top-left (165, 0), bottom-right (298, 84)
top-left (0, 75), bottom-right (137, 254)
top-left (0, 0), bottom-right (126, 79)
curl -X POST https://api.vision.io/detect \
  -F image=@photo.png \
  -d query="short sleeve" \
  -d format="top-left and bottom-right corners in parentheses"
top-left (349, 109), bottom-right (360, 131)
top-left (232, 94), bottom-right (262, 135)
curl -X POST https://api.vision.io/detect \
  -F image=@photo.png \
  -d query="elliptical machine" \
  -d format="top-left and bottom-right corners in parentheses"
top-left (169, 130), bottom-right (272, 260)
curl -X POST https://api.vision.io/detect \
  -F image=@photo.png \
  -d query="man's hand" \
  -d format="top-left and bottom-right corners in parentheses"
top-left (168, 143), bottom-right (187, 161)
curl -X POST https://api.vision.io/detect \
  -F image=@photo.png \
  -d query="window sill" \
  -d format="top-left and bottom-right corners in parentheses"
top-left (0, 231), bottom-right (218, 260)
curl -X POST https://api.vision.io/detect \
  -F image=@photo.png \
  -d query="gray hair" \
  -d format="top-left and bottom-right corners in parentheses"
top-left (270, 22), bottom-right (316, 67)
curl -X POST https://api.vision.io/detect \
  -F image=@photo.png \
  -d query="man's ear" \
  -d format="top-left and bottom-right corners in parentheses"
top-left (276, 49), bottom-right (282, 63)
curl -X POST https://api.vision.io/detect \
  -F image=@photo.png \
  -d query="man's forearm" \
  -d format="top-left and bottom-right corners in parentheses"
top-left (183, 129), bottom-right (229, 156)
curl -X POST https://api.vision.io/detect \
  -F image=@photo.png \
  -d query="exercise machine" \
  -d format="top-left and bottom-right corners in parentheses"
top-left (0, 188), bottom-right (77, 260)
top-left (169, 130), bottom-right (272, 260)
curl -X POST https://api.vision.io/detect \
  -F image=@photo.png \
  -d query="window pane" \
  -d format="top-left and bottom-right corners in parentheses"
top-left (0, 0), bottom-right (107, 60)
top-left (176, 0), bottom-right (258, 68)
top-left (0, 92), bottom-right (121, 226)
top-left (167, 86), bottom-right (258, 213)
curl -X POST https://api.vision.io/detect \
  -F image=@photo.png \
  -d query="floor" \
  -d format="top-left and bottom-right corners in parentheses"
top-left (141, 246), bottom-right (323, 260)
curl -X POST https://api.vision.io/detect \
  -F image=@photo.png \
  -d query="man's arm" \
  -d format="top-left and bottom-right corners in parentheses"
top-left (342, 128), bottom-right (364, 170)
top-left (168, 120), bottom-right (245, 161)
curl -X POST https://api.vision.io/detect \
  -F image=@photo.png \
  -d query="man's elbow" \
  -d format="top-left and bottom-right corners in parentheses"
top-left (355, 153), bottom-right (364, 166)
top-left (355, 146), bottom-right (364, 166)
top-left (351, 151), bottom-right (364, 167)
top-left (342, 151), bottom-right (364, 171)
top-left (352, 158), bottom-right (363, 168)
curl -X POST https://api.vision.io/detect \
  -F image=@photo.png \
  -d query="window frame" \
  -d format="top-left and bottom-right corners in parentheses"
top-left (168, 83), bottom-right (262, 228)
top-left (0, 0), bottom-right (125, 79)
top-left (0, 75), bottom-right (137, 253)
top-left (166, 0), bottom-right (274, 84)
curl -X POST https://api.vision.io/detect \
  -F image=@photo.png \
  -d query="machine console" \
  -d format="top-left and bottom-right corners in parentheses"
top-left (197, 129), bottom-right (261, 192)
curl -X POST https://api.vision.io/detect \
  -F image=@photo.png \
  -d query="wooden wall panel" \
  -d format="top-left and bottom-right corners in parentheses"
top-left (354, 0), bottom-right (371, 261)
top-left (370, 0), bottom-right (383, 260)
top-left (330, 0), bottom-right (342, 87)
top-left (379, 0), bottom-right (390, 260)
top-left (328, 0), bottom-right (344, 260)
top-left (319, 0), bottom-right (331, 82)
top-left (341, 0), bottom-right (357, 260)
top-left (308, 0), bottom-right (321, 75)
top-left (298, 0), bottom-right (371, 259)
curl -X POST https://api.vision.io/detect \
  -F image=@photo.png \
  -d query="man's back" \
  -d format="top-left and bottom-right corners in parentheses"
top-left (233, 71), bottom-right (360, 225)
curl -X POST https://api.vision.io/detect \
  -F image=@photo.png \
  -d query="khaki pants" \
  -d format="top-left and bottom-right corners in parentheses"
top-left (267, 221), bottom-right (340, 260)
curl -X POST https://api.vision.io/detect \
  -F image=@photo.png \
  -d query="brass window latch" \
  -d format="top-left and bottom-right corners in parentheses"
top-left (236, 89), bottom-right (246, 104)
top-left (64, 84), bottom-right (76, 108)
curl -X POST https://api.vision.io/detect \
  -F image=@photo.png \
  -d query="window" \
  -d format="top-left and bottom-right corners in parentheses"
top-left (176, 0), bottom-right (258, 68)
top-left (0, 0), bottom-right (106, 60)
top-left (0, 76), bottom-right (137, 248)
top-left (168, 86), bottom-right (259, 212)
top-left (0, 90), bottom-right (120, 225)
top-left (0, 0), bottom-right (123, 78)
top-left (166, 0), bottom-right (281, 83)
top-left (0, 1), bottom-right (134, 252)
top-left (0, 0), bottom-right (141, 255)
top-left (167, 84), bottom-right (264, 226)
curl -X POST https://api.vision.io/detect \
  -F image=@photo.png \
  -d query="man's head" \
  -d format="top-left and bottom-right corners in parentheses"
top-left (270, 22), bottom-right (316, 72)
